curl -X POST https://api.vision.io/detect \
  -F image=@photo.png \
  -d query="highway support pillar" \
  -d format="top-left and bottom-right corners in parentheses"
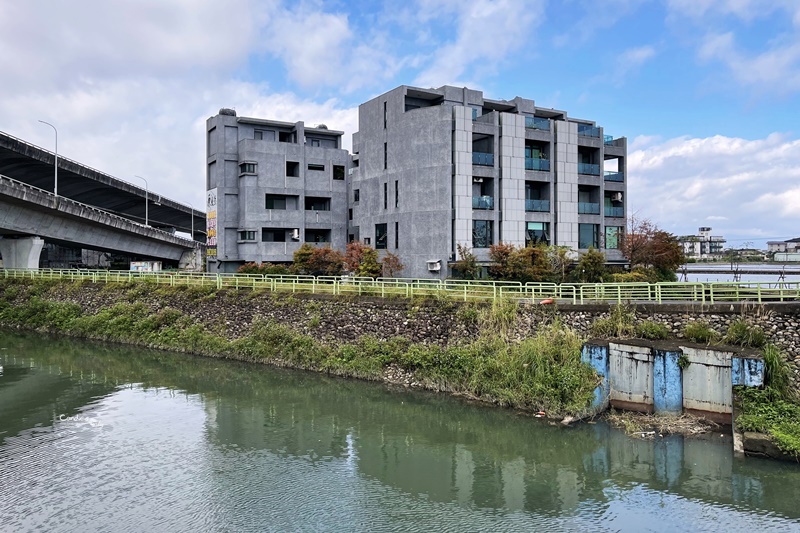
top-left (0, 236), bottom-right (45, 269)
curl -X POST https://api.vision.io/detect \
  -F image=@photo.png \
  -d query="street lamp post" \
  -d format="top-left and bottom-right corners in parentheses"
top-left (134, 175), bottom-right (148, 226)
top-left (38, 120), bottom-right (57, 197)
top-left (186, 202), bottom-right (195, 241)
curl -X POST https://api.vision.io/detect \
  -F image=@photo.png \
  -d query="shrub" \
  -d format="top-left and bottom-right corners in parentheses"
top-left (590, 304), bottom-right (635, 338)
top-left (635, 320), bottom-right (669, 340)
top-left (682, 321), bottom-right (719, 344)
top-left (723, 319), bottom-right (767, 348)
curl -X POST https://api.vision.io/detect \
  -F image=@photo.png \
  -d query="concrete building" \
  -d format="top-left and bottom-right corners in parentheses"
top-left (205, 85), bottom-right (628, 278)
top-left (350, 85), bottom-right (627, 279)
top-left (206, 109), bottom-right (350, 273)
top-left (767, 237), bottom-right (800, 254)
top-left (678, 227), bottom-right (726, 260)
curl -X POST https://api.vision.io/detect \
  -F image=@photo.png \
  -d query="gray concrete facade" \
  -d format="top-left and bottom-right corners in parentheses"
top-left (206, 110), bottom-right (350, 273)
top-left (351, 85), bottom-right (628, 279)
top-left (205, 85), bottom-right (627, 278)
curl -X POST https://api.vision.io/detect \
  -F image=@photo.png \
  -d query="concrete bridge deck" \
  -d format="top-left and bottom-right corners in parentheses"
top-left (0, 175), bottom-right (202, 268)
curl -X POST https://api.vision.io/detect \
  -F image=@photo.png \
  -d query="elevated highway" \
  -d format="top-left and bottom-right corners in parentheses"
top-left (0, 175), bottom-right (201, 269)
top-left (0, 130), bottom-right (204, 238)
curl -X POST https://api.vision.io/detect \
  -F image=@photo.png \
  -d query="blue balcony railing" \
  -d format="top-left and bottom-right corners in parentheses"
top-left (472, 152), bottom-right (494, 166)
top-left (578, 162), bottom-right (600, 175)
top-left (578, 124), bottom-right (601, 138)
top-left (578, 202), bottom-right (600, 215)
top-left (472, 195), bottom-right (494, 210)
top-left (525, 116), bottom-right (550, 131)
top-left (604, 135), bottom-right (614, 145)
top-left (604, 206), bottom-right (624, 217)
top-left (525, 199), bottom-right (550, 212)
top-left (525, 157), bottom-right (550, 171)
top-left (604, 170), bottom-right (623, 182)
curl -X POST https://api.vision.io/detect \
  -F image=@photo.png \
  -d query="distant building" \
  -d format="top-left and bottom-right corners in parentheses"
top-left (767, 237), bottom-right (800, 254)
top-left (678, 227), bottom-right (726, 259)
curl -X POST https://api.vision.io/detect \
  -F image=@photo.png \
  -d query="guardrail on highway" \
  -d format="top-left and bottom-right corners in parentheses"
top-left (3, 268), bottom-right (800, 304)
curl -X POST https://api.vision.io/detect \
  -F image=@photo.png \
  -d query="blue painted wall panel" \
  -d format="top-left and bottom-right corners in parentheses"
top-left (653, 350), bottom-right (683, 414)
top-left (582, 344), bottom-right (609, 412)
top-left (731, 357), bottom-right (764, 387)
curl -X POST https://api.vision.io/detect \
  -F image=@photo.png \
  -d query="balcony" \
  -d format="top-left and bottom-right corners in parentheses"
top-left (604, 206), bottom-right (624, 217)
top-left (525, 199), bottom-right (550, 212)
top-left (578, 202), bottom-right (600, 215)
top-left (604, 170), bottom-right (623, 182)
top-left (604, 135), bottom-right (614, 145)
top-left (578, 124), bottom-right (600, 138)
top-left (472, 152), bottom-right (494, 166)
top-left (472, 195), bottom-right (494, 210)
top-left (525, 116), bottom-right (550, 131)
top-left (578, 162), bottom-right (600, 175)
top-left (525, 157), bottom-right (550, 171)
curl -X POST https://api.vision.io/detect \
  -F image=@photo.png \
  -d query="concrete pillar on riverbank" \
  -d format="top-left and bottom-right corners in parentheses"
top-left (653, 350), bottom-right (683, 415)
top-left (0, 236), bottom-right (44, 269)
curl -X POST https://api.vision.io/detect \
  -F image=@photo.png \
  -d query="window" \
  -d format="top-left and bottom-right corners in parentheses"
top-left (354, 189), bottom-right (360, 202)
top-left (605, 226), bottom-right (623, 249)
top-left (395, 221), bottom-right (399, 248)
top-left (265, 195), bottom-right (287, 210)
top-left (308, 163), bottom-right (325, 171)
top-left (395, 180), bottom-right (398, 208)
top-left (333, 165), bottom-right (345, 180)
top-left (254, 131), bottom-right (262, 140)
top-left (472, 220), bottom-right (493, 248)
top-left (239, 162), bottom-right (256, 174)
top-left (348, 208), bottom-right (353, 221)
top-left (261, 228), bottom-right (286, 242)
top-left (579, 223), bottom-right (599, 249)
top-left (383, 101), bottom-right (387, 129)
top-left (279, 131), bottom-right (295, 143)
top-left (384, 142), bottom-right (387, 170)
top-left (526, 222), bottom-right (550, 246)
top-left (311, 139), bottom-right (320, 147)
top-left (305, 197), bottom-right (330, 211)
top-left (375, 223), bottom-right (388, 249)
top-left (383, 182), bottom-right (387, 209)
top-left (364, 237), bottom-right (371, 245)
top-left (286, 161), bottom-right (299, 177)
top-left (305, 229), bottom-right (330, 243)
top-left (238, 230), bottom-right (256, 241)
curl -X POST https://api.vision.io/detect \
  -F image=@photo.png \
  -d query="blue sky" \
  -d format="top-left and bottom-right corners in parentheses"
top-left (1, 0), bottom-right (798, 248)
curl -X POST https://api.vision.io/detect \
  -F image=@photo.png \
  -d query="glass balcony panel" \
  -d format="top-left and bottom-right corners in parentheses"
top-left (578, 124), bottom-right (601, 138)
top-left (604, 135), bottom-right (614, 145)
top-left (472, 152), bottom-right (494, 166)
top-left (472, 195), bottom-right (494, 210)
top-left (603, 170), bottom-right (624, 182)
top-left (525, 158), bottom-right (550, 171)
top-left (604, 206), bottom-right (624, 217)
top-left (525, 116), bottom-right (551, 131)
top-left (525, 199), bottom-right (550, 212)
top-left (578, 202), bottom-right (600, 215)
top-left (578, 162), bottom-right (600, 175)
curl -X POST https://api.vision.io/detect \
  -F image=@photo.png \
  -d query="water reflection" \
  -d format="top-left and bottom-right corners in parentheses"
top-left (1, 330), bottom-right (799, 532)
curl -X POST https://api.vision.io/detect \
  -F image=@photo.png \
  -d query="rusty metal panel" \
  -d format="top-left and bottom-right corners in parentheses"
top-left (608, 342), bottom-right (654, 412)
top-left (680, 346), bottom-right (733, 420)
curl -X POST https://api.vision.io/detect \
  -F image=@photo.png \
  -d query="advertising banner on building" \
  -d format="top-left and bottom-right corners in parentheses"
top-left (206, 188), bottom-right (217, 260)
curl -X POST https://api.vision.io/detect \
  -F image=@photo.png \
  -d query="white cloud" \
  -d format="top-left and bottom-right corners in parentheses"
top-left (553, 0), bottom-right (646, 47)
top-left (413, 0), bottom-right (543, 88)
top-left (592, 45), bottom-right (657, 87)
top-left (628, 133), bottom-right (800, 244)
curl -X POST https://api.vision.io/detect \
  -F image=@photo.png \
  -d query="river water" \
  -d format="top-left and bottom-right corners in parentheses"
top-left (1, 330), bottom-right (799, 532)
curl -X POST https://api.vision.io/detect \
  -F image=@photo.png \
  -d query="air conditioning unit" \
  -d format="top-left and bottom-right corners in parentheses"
top-left (426, 260), bottom-right (441, 272)
top-left (473, 177), bottom-right (483, 183)
top-left (291, 228), bottom-right (300, 240)
top-left (612, 192), bottom-right (623, 202)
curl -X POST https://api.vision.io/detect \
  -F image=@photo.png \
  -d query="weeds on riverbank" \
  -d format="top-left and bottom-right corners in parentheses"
top-left (0, 280), bottom-right (598, 418)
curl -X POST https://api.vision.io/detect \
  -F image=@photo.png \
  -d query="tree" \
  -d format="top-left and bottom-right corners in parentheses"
top-left (573, 247), bottom-right (607, 283)
top-left (489, 242), bottom-right (552, 283)
top-left (546, 245), bottom-right (573, 284)
top-left (620, 214), bottom-right (684, 282)
top-left (356, 247), bottom-right (382, 277)
top-left (344, 241), bottom-right (369, 273)
top-left (293, 244), bottom-right (344, 276)
top-left (452, 243), bottom-right (480, 279)
top-left (380, 251), bottom-right (405, 278)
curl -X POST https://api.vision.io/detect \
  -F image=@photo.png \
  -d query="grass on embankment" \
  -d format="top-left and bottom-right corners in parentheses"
top-left (735, 345), bottom-right (800, 460)
top-left (0, 278), bottom-right (599, 418)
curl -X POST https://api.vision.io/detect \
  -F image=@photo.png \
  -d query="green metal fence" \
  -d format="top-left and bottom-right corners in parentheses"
top-left (2, 268), bottom-right (799, 305)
